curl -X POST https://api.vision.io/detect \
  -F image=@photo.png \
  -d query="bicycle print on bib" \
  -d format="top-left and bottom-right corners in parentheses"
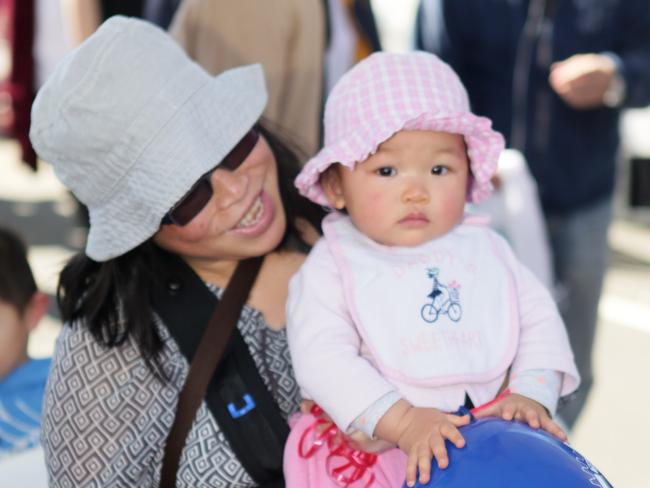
top-left (421, 267), bottom-right (463, 324)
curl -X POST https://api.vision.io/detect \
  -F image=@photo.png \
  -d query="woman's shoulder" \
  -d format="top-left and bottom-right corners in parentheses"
top-left (52, 320), bottom-right (132, 365)
top-left (48, 320), bottom-right (182, 399)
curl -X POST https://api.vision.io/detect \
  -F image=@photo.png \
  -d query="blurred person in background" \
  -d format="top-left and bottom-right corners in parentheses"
top-left (142, 0), bottom-right (181, 29)
top-left (0, 227), bottom-right (50, 460)
top-left (169, 0), bottom-right (326, 156)
top-left (169, 0), bottom-right (381, 157)
top-left (0, 0), bottom-right (143, 171)
top-left (322, 0), bottom-right (382, 96)
top-left (0, 0), bottom-right (40, 169)
top-left (416, 0), bottom-right (650, 428)
top-left (61, 0), bottom-right (143, 45)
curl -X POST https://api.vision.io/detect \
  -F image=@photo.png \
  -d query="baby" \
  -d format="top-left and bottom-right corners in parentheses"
top-left (283, 52), bottom-right (580, 487)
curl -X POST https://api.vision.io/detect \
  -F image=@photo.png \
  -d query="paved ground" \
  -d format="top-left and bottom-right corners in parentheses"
top-left (2, 134), bottom-right (650, 486)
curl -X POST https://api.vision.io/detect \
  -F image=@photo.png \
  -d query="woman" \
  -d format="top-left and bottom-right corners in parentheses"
top-left (29, 16), bottom-right (322, 487)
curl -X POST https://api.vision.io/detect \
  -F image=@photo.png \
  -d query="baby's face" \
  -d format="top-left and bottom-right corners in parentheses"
top-left (323, 130), bottom-right (468, 247)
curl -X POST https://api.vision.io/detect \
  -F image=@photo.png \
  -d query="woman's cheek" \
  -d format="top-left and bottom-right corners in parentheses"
top-left (165, 216), bottom-right (216, 244)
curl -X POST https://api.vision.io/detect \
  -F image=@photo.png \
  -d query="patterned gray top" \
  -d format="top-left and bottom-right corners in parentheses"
top-left (41, 287), bottom-right (300, 487)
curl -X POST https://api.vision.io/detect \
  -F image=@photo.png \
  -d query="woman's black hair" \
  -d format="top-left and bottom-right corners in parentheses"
top-left (57, 123), bottom-right (325, 370)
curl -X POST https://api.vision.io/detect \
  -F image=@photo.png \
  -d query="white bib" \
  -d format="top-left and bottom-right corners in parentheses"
top-left (323, 214), bottom-right (519, 387)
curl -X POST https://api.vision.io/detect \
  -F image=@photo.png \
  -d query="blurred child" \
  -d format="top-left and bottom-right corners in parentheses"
top-left (284, 52), bottom-right (580, 487)
top-left (0, 227), bottom-right (50, 459)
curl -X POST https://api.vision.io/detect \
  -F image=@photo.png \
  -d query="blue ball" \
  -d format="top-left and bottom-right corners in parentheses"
top-left (410, 418), bottom-right (612, 487)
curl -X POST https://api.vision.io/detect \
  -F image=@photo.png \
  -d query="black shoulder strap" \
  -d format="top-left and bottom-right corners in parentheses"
top-left (151, 250), bottom-right (288, 487)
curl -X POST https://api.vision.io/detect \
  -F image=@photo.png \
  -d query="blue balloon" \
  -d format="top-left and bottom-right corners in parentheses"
top-left (410, 418), bottom-right (612, 487)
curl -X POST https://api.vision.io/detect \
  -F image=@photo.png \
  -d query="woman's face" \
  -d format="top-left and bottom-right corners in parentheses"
top-left (153, 134), bottom-right (286, 269)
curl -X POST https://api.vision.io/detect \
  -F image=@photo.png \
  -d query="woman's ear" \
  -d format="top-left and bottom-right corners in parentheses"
top-left (320, 165), bottom-right (346, 210)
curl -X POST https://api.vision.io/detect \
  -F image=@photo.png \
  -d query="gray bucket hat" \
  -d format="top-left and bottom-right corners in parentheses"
top-left (29, 16), bottom-right (267, 261)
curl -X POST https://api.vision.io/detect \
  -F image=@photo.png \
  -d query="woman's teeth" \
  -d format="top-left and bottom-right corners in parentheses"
top-left (235, 195), bottom-right (264, 228)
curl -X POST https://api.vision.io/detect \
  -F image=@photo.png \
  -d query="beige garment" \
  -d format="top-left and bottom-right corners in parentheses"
top-left (170, 0), bottom-right (325, 157)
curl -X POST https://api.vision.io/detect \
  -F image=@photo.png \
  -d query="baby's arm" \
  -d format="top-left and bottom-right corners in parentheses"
top-left (480, 231), bottom-right (580, 438)
top-left (508, 244), bottom-right (580, 389)
top-left (286, 241), bottom-right (397, 432)
top-left (374, 400), bottom-right (470, 487)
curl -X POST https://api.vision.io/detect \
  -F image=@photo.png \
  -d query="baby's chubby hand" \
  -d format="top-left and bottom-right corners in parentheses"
top-left (375, 400), bottom-right (470, 487)
top-left (473, 393), bottom-right (567, 441)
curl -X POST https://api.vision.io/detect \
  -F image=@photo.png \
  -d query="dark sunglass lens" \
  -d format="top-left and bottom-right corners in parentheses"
top-left (163, 129), bottom-right (259, 226)
top-left (221, 129), bottom-right (260, 170)
top-left (169, 178), bottom-right (213, 226)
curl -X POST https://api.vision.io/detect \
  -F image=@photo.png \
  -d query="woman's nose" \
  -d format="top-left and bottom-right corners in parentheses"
top-left (402, 181), bottom-right (430, 204)
top-left (212, 169), bottom-right (249, 210)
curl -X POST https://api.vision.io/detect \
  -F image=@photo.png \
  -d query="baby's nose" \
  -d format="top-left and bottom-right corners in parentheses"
top-left (402, 182), bottom-right (429, 204)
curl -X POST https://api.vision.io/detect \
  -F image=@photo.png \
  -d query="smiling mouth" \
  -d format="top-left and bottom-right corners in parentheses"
top-left (235, 195), bottom-right (264, 229)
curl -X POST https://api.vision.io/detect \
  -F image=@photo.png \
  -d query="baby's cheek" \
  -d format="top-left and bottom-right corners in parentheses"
top-left (439, 193), bottom-right (466, 220)
top-left (361, 192), bottom-right (390, 219)
top-left (347, 194), bottom-right (389, 236)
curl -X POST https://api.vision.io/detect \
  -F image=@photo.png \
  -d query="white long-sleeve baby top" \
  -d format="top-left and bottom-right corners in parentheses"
top-left (287, 213), bottom-right (580, 432)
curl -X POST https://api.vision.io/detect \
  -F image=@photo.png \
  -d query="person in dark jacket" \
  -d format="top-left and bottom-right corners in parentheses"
top-left (142, 0), bottom-right (180, 29)
top-left (416, 0), bottom-right (650, 428)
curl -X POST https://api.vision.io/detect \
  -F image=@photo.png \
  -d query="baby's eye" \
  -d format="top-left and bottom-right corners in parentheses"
top-left (431, 165), bottom-right (449, 176)
top-left (376, 166), bottom-right (397, 177)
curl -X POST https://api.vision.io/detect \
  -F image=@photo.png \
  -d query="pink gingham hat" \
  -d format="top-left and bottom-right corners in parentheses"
top-left (296, 51), bottom-right (504, 206)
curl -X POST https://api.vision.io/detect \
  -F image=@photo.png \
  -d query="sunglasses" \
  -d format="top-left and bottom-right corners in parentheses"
top-left (161, 128), bottom-right (260, 226)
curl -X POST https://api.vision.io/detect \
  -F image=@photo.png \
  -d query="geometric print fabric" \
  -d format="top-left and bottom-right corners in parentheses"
top-left (42, 285), bottom-right (301, 487)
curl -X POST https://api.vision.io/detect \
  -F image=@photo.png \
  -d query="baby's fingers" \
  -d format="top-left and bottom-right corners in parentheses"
top-left (430, 434), bottom-right (450, 470)
top-left (405, 448), bottom-right (421, 487)
top-left (417, 444), bottom-right (434, 485)
top-left (441, 423), bottom-right (466, 449)
top-left (541, 416), bottom-right (567, 441)
top-left (500, 403), bottom-right (517, 421)
top-left (447, 413), bottom-right (471, 427)
top-left (524, 408), bottom-right (541, 429)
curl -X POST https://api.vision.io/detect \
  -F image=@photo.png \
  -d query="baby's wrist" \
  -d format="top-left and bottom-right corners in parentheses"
top-left (508, 369), bottom-right (562, 416)
top-left (374, 399), bottom-right (412, 444)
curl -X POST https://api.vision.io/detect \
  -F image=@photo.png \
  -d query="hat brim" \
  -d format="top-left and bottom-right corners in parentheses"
top-left (296, 111), bottom-right (504, 207)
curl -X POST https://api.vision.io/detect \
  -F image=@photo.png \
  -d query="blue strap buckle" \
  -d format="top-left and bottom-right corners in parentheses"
top-left (227, 394), bottom-right (256, 419)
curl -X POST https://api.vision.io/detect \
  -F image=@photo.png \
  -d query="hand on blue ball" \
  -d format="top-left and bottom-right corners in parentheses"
top-left (473, 393), bottom-right (567, 441)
